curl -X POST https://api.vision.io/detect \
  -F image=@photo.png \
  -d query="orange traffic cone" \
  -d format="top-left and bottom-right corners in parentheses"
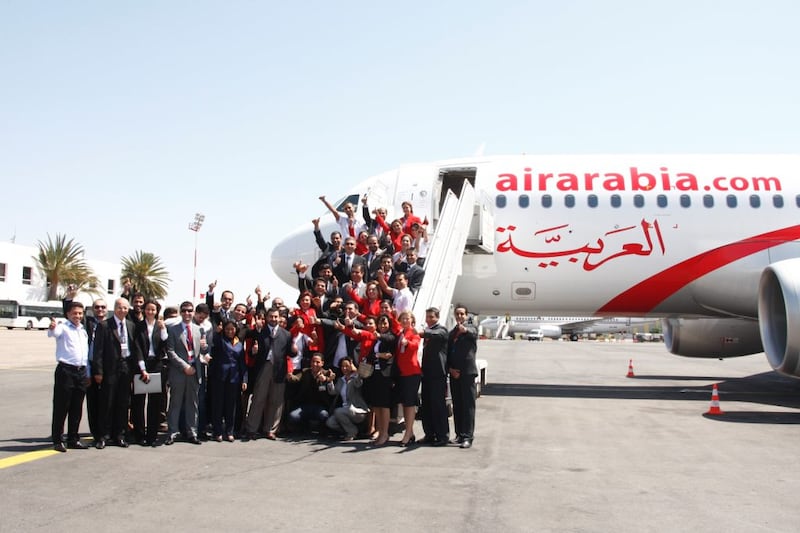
top-left (626, 359), bottom-right (635, 378)
top-left (706, 384), bottom-right (724, 415)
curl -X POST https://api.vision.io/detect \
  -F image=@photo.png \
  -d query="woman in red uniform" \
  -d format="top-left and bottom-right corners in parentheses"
top-left (394, 311), bottom-right (421, 446)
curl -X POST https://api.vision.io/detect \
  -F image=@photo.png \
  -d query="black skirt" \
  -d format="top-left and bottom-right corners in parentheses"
top-left (365, 370), bottom-right (393, 408)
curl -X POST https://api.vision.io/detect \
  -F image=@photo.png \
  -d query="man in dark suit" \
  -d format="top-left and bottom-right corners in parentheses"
top-left (244, 307), bottom-right (295, 440)
top-left (93, 297), bottom-right (144, 448)
top-left (164, 302), bottom-right (208, 445)
top-left (447, 304), bottom-right (479, 449)
top-left (361, 234), bottom-right (384, 279)
top-left (332, 237), bottom-right (367, 286)
top-left (420, 307), bottom-right (450, 446)
top-left (401, 250), bottom-right (425, 294)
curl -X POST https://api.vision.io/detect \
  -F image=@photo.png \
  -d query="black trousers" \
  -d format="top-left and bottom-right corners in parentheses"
top-left (131, 388), bottom-right (162, 442)
top-left (85, 380), bottom-right (100, 439)
top-left (450, 374), bottom-right (477, 440)
top-left (52, 363), bottom-right (87, 444)
top-left (98, 370), bottom-right (131, 440)
top-left (421, 376), bottom-right (449, 441)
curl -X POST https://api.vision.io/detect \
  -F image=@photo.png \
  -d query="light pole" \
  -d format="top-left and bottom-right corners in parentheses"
top-left (188, 212), bottom-right (205, 301)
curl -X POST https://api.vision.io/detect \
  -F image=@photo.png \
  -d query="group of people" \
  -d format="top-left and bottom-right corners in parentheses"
top-left (48, 194), bottom-right (479, 452)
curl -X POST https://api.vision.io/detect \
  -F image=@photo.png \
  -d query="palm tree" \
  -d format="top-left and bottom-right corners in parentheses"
top-left (34, 233), bottom-right (100, 300)
top-left (120, 250), bottom-right (171, 300)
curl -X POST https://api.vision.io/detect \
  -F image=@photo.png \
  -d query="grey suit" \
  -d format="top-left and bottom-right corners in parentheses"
top-left (325, 373), bottom-right (368, 438)
top-left (165, 321), bottom-right (208, 438)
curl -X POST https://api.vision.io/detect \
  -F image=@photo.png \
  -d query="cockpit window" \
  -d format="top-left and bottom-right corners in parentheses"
top-left (333, 194), bottom-right (361, 211)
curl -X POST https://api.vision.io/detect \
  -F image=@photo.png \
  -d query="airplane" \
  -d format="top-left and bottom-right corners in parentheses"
top-left (478, 315), bottom-right (659, 341)
top-left (270, 154), bottom-right (800, 379)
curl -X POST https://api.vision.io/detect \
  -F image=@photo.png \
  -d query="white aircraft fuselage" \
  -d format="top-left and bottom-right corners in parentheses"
top-left (271, 154), bottom-right (800, 376)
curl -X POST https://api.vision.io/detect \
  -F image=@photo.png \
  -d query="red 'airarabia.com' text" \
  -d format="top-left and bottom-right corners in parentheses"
top-left (495, 167), bottom-right (783, 192)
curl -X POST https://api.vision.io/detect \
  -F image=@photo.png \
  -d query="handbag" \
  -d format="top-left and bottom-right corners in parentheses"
top-left (357, 359), bottom-right (374, 378)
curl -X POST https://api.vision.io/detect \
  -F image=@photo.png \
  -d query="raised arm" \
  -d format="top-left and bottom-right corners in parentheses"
top-left (319, 195), bottom-right (341, 222)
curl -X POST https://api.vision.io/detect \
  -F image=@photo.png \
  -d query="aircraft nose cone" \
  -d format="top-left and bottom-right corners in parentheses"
top-left (271, 226), bottom-right (320, 288)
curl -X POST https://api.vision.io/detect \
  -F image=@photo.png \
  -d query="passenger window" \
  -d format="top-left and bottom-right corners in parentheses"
top-left (610, 194), bottom-right (621, 208)
top-left (519, 195), bottom-right (530, 208)
top-left (680, 195), bottom-right (691, 208)
top-left (773, 195), bottom-right (784, 208)
top-left (588, 194), bottom-right (598, 207)
top-left (542, 195), bottom-right (552, 208)
top-left (703, 195), bottom-right (714, 208)
top-left (633, 194), bottom-right (644, 208)
top-left (495, 195), bottom-right (507, 209)
top-left (657, 195), bottom-right (668, 208)
top-left (565, 195), bottom-right (575, 208)
top-left (749, 195), bottom-right (761, 208)
top-left (796, 194), bottom-right (800, 207)
top-left (726, 195), bottom-right (737, 208)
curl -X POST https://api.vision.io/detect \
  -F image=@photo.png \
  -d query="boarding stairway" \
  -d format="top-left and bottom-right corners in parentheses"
top-left (411, 182), bottom-right (475, 327)
top-left (409, 181), bottom-right (488, 394)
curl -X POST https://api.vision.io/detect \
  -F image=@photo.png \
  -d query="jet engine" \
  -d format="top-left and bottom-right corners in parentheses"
top-left (662, 317), bottom-right (762, 359)
top-left (758, 259), bottom-right (800, 377)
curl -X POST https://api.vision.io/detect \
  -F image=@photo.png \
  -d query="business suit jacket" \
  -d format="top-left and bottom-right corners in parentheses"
top-left (93, 316), bottom-right (140, 379)
top-left (252, 326), bottom-right (293, 384)
top-left (421, 323), bottom-right (449, 378)
top-left (447, 324), bottom-right (479, 376)
top-left (332, 252), bottom-right (367, 286)
top-left (404, 263), bottom-right (425, 294)
top-left (165, 321), bottom-right (208, 378)
top-left (209, 335), bottom-right (247, 385)
top-left (330, 374), bottom-right (369, 413)
top-left (133, 320), bottom-right (168, 373)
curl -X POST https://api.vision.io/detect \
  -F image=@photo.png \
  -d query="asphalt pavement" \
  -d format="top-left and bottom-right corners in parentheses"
top-left (1, 330), bottom-right (799, 532)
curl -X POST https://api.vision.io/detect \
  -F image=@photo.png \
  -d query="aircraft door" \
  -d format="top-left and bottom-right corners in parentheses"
top-left (395, 164), bottom-right (437, 223)
top-left (363, 169), bottom-right (396, 217)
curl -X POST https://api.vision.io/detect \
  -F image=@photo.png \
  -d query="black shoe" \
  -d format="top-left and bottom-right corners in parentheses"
top-left (188, 436), bottom-right (201, 445)
top-left (95, 439), bottom-right (106, 450)
top-left (460, 439), bottom-right (473, 449)
top-left (164, 435), bottom-right (175, 446)
top-left (140, 439), bottom-right (152, 447)
top-left (67, 440), bottom-right (88, 450)
top-left (115, 438), bottom-right (129, 448)
top-left (432, 439), bottom-right (447, 447)
top-left (399, 435), bottom-right (416, 447)
top-left (452, 436), bottom-right (464, 444)
top-left (419, 436), bottom-right (437, 445)
top-left (53, 442), bottom-right (67, 453)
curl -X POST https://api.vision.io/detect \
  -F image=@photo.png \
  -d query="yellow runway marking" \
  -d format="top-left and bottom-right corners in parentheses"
top-left (0, 449), bottom-right (60, 469)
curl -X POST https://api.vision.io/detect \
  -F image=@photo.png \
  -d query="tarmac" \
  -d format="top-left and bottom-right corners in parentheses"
top-left (2, 329), bottom-right (800, 532)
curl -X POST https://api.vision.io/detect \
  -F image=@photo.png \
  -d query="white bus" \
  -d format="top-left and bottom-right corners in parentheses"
top-left (0, 299), bottom-right (63, 330)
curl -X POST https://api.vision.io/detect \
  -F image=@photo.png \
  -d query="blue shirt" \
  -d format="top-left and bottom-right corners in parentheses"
top-left (48, 321), bottom-right (89, 367)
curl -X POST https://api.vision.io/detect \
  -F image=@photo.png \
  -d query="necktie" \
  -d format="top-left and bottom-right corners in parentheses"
top-left (119, 320), bottom-right (124, 340)
top-left (346, 255), bottom-right (352, 270)
top-left (186, 325), bottom-right (194, 361)
top-left (348, 220), bottom-right (355, 237)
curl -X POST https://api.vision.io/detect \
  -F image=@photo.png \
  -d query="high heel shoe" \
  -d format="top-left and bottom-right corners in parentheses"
top-left (399, 435), bottom-right (416, 447)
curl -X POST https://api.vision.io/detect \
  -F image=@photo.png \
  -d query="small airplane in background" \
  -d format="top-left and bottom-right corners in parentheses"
top-left (271, 154), bottom-right (800, 379)
top-left (478, 315), bottom-right (659, 341)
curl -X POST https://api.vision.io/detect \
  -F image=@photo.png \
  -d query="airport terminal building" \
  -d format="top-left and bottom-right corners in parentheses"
top-left (0, 241), bottom-right (121, 308)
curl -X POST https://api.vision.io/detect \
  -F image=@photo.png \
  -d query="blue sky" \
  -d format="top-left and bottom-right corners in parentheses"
top-left (2, 1), bottom-right (799, 305)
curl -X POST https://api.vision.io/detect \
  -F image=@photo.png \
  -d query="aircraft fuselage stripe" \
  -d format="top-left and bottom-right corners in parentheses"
top-left (598, 225), bottom-right (800, 313)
